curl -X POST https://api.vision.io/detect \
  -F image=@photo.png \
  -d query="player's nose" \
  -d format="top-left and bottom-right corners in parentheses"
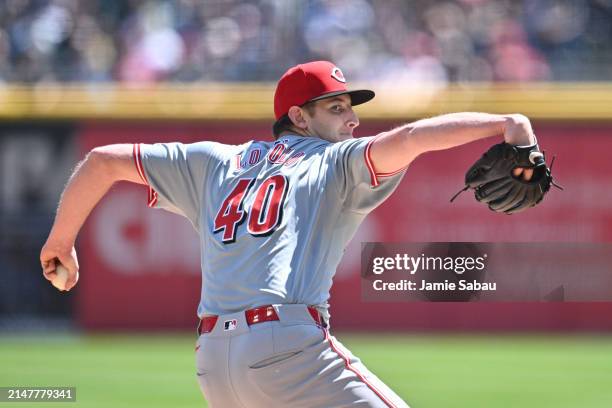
top-left (346, 111), bottom-right (359, 129)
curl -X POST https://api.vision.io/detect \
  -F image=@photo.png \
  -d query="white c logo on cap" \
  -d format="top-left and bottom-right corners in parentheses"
top-left (331, 67), bottom-right (346, 83)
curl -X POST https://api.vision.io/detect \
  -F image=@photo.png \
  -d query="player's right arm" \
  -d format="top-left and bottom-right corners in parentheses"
top-left (368, 112), bottom-right (537, 176)
top-left (40, 144), bottom-right (143, 291)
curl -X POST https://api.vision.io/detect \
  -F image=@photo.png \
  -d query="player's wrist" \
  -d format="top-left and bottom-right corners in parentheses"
top-left (46, 227), bottom-right (77, 250)
top-left (503, 114), bottom-right (536, 146)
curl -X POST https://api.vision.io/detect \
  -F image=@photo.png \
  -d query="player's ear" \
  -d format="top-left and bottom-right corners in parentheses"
top-left (288, 106), bottom-right (308, 130)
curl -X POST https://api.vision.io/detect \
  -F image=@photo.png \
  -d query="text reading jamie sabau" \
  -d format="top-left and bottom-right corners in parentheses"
top-left (368, 253), bottom-right (496, 292)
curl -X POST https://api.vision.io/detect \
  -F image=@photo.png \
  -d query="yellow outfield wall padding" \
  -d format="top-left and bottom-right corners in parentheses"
top-left (0, 83), bottom-right (611, 120)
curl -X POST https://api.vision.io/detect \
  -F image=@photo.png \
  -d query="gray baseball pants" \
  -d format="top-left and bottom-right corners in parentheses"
top-left (195, 304), bottom-right (409, 407)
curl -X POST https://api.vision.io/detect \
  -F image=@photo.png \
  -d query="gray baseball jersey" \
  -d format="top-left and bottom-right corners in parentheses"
top-left (135, 134), bottom-right (406, 321)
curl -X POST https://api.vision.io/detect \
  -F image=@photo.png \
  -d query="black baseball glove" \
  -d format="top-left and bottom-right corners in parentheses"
top-left (450, 142), bottom-right (562, 214)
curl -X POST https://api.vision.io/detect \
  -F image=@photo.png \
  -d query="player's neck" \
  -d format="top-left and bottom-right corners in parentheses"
top-left (279, 128), bottom-right (313, 139)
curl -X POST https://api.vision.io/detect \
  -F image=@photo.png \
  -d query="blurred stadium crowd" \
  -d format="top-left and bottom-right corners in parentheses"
top-left (1, 0), bottom-right (611, 84)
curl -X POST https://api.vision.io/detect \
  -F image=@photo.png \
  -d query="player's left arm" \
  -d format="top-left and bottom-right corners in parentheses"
top-left (368, 112), bottom-right (536, 176)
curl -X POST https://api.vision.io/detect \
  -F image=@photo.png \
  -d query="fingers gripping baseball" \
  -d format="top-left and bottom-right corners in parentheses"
top-left (512, 167), bottom-right (534, 181)
top-left (40, 242), bottom-right (80, 291)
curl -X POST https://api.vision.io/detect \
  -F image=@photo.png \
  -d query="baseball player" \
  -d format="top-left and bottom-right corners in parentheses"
top-left (40, 61), bottom-right (538, 407)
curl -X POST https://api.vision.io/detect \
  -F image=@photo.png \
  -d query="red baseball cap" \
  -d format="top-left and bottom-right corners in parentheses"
top-left (273, 61), bottom-right (375, 120)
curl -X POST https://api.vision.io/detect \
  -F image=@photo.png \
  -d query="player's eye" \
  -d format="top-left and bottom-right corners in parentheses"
top-left (330, 105), bottom-right (344, 113)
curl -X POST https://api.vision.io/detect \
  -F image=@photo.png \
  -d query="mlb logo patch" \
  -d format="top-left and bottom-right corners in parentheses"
top-left (224, 319), bottom-right (238, 331)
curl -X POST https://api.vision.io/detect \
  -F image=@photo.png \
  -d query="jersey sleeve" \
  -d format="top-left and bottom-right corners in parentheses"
top-left (133, 141), bottom-right (227, 228)
top-left (326, 136), bottom-right (408, 213)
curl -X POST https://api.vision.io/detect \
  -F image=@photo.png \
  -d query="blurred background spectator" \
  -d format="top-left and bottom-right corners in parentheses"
top-left (0, 0), bottom-right (611, 85)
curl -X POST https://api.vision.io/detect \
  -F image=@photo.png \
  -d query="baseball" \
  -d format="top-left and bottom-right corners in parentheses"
top-left (51, 264), bottom-right (73, 291)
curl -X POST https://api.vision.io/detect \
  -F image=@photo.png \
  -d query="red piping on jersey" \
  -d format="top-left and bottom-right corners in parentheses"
top-left (375, 166), bottom-right (408, 177)
top-left (132, 143), bottom-right (158, 208)
top-left (364, 136), bottom-right (408, 185)
top-left (322, 328), bottom-right (398, 408)
top-left (364, 137), bottom-right (380, 187)
top-left (132, 143), bottom-right (148, 183)
top-left (147, 187), bottom-right (158, 208)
